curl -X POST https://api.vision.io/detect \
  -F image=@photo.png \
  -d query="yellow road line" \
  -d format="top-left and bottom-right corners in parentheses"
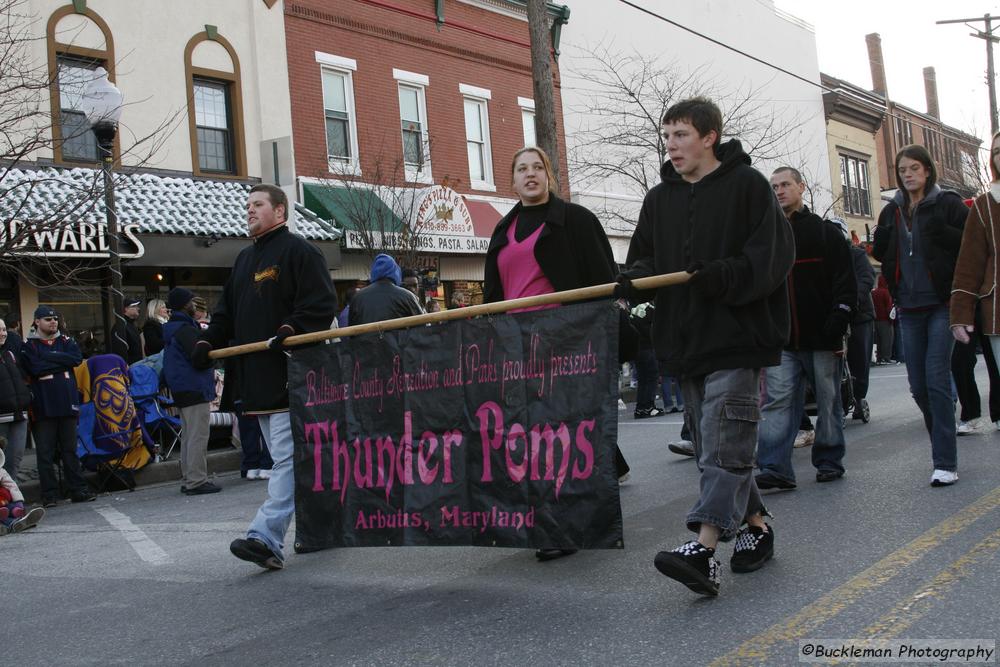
top-left (708, 485), bottom-right (1000, 667)
top-left (861, 528), bottom-right (1000, 638)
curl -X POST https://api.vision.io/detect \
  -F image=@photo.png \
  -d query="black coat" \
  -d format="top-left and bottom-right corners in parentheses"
top-left (872, 187), bottom-right (967, 304)
top-left (483, 194), bottom-right (617, 304)
top-left (0, 349), bottom-right (30, 418)
top-left (785, 207), bottom-right (856, 351)
top-left (142, 319), bottom-right (165, 356)
top-left (348, 281), bottom-right (422, 326)
top-left (624, 140), bottom-right (794, 377)
top-left (201, 225), bottom-right (337, 413)
top-left (111, 319), bottom-right (143, 365)
top-left (850, 243), bottom-right (876, 324)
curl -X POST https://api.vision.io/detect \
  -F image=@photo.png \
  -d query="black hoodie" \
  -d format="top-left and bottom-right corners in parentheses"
top-left (624, 140), bottom-right (794, 377)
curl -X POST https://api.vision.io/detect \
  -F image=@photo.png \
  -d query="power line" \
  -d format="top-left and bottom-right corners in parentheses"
top-left (615, 0), bottom-right (987, 158)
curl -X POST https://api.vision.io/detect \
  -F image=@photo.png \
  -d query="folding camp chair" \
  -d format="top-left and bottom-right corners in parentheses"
top-left (128, 364), bottom-right (182, 460)
top-left (76, 401), bottom-right (137, 491)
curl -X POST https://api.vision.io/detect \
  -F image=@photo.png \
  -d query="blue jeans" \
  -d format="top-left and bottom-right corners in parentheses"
top-left (661, 375), bottom-right (684, 409)
top-left (757, 350), bottom-right (846, 484)
top-left (247, 411), bottom-right (294, 561)
top-left (899, 305), bottom-right (956, 471)
top-left (681, 368), bottom-right (766, 540)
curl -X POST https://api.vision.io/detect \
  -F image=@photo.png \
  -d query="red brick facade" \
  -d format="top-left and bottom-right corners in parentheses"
top-left (285, 0), bottom-right (570, 200)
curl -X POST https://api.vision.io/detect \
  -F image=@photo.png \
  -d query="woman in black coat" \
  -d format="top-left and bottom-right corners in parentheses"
top-left (0, 318), bottom-right (30, 481)
top-left (483, 146), bottom-right (629, 561)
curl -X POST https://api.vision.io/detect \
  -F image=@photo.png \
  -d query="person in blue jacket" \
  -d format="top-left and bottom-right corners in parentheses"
top-left (163, 288), bottom-right (220, 496)
top-left (21, 305), bottom-right (94, 507)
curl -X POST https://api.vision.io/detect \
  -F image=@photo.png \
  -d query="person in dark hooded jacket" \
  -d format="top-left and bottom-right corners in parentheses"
top-left (348, 254), bottom-right (422, 326)
top-left (873, 144), bottom-right (967, 487)
top-left (0, 318), bottom-right (30, 481)
top-left (163, 287), bottom-right (220, 496)
top-left (616, 97), bottom-right (794, 597)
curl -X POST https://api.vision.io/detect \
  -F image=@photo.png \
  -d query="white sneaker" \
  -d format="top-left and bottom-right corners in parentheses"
top-left (957, 419), bottom-right (978, 435)
top-left (793, 430), bottom-right (815, 448)
top-left (995, 420), bottom-right (1000, 431)
top-left (618, 472), bottom-right (630, 485)
top-left (257, 469), bottom-right (272, 480)
top-left (246, 469), bottom-right (260, 480)
top-left (930, 469), bottom-right (958, 487)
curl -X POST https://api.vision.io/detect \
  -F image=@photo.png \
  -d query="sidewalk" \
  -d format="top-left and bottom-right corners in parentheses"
top-left (14, 443), bottom-right (242, 503)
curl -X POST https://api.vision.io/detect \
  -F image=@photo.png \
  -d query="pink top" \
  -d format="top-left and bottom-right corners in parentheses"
top-left (497, 217), bottom-right (559, 313)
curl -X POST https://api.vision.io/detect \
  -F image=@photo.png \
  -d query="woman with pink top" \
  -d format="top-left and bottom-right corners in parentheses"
top-left (483, 146), bottom-right (630, 562)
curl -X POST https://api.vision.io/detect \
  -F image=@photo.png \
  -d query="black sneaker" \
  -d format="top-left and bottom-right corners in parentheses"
top-left (42, 497), bottom-right (58, 509)
top-left (535, 548), bottom-right (578, 561)
top-left (816, 470), bottom-right (844, 483)
top-left (755, 472), bottom-right (797, 490)
top-left (70, 491), bottom-right (96, 503)
top-left (11, 507), bottom-right (45, 533)
top-left (634, 407), bottom-right (665, 419)
top-left (653, 540), bottom-right (720, 596)
top-left (183, 481), bottom-right (222, 495)
top-left (730, 524), bottom-right (774, 573)
top-left (667, 440), bottom-right (696, 457)
top-left (230, 538), bottom-right (284, 570)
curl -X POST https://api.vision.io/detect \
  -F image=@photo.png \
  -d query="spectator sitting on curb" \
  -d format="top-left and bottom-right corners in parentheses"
top-left (0, 437), bottom-right (44, 535)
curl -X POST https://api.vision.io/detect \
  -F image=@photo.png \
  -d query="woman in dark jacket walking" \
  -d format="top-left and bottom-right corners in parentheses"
top-left (484, 146), bottom-right (629, 561)
top-left (0, 318), bottom-right (30, 481)
top-left (872, 144), bottom-right (968, 486)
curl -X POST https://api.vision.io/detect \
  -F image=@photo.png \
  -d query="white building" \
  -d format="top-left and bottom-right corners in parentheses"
top-left (558, 0), bottom-right (831, 260)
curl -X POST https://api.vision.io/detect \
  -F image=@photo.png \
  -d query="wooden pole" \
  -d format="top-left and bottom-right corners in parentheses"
top-left (208, 271), bottom-right (690, 360)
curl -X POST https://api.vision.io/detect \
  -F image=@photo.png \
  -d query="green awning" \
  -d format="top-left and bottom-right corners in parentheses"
top-left (302, 183), bottom-right (404, 232)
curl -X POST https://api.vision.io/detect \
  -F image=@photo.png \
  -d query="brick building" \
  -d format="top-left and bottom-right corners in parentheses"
top-left (865, 33), bottom-right (982, 200)
top-left (284, 0), bottom-right (571, 307)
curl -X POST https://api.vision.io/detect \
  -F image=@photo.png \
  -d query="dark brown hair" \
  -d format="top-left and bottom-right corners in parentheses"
top-left (249, 183), bottom-right (288, 222)
top-left (662, 97), bottom-right (723, 148)
top-left (990, 131), bottom-right (1000, 182)
top-left (894, 144), bottom-right (937, 198)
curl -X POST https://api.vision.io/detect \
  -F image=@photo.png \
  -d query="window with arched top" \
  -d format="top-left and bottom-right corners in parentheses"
top-left (46, 5), bottom-right (116, 164)
top-left (184, 31), bottom-right (247, 178)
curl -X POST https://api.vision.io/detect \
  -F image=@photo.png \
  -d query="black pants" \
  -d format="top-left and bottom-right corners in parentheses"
top-left (846, 320), bottom-right (873, 404)
top-left (951, 337), bottom-right (980, 422)
top-left (978, 327), bottom-right (1000, 422)
top-left (32, 416), bottom-right (88, 500)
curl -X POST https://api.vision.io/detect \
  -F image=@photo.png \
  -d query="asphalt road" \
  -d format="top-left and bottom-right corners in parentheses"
top-left (3, 364), bottom-right (998, 666)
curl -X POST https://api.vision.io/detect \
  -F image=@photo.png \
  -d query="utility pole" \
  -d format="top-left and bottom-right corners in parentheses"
top-left (526, 0), bottom-right (561, 190)
top-left (937, 14), bottom-right (999, 134)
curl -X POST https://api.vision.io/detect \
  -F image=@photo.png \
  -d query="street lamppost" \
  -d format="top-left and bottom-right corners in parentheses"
top-left (81, 67), bottom-right (125, 354)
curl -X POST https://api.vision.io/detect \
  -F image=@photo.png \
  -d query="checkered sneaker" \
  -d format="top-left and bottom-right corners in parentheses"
top-left (654, 540), bottom-right (720, 596)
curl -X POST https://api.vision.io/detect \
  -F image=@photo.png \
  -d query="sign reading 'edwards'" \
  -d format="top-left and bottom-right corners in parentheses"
top-left (2, 220), bottom-right (145, 259)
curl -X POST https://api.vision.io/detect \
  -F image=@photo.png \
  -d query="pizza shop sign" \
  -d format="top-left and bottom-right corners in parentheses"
top-left (412, 186), bottom-right (474, 236)
top-left (3, 219), bottom-right (145, 259)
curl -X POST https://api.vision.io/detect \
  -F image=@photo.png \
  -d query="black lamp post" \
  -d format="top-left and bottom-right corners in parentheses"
top-left (82, 67), bottom-right (125, 354)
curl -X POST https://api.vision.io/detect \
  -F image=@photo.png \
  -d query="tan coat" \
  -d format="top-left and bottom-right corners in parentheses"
top-left (951, 190), bottom-right (1000, 334)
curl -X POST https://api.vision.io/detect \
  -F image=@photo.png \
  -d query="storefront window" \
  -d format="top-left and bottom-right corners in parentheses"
top-left (36, 286), bottom-right (107, 357)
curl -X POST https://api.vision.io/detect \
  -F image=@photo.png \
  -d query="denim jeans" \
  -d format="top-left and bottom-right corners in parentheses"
top-left (681, 368), bottom-right (766, 540)
top-left (661, 375), bottom-right (684, 409)
top-left (757, 350), bottom-right (846, 484)
top-left (237, 413), bottom-right (273, 473)
top-left (0, 418), bottom-right (28, 481)
top-left (899, 305), bottom-right (956, 471)
top-left (247, 411), bottom-right (294, 561)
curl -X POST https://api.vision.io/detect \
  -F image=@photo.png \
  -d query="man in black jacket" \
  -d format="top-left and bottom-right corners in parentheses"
top-left (617, 97), bottom-right (794, 596)
top-left (194, 184), bottom-right (337, 570)
top-left (349, 254), bottom-right (422, 326)
top-left (755, 168), bottom-right (856, 492)
top-left (111, 298), bottom-right (143, 364)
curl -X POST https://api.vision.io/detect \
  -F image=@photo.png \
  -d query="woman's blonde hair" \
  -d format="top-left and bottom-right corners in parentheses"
top-left (510, 146), bottom-right (557, 194)
top-left (147, 299), bottom-right (167, 323)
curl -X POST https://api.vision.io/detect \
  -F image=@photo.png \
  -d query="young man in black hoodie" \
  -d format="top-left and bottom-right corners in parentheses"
top-left (616, 97), bottom-right (794, 596)
top-left (755, 168), bottom-right (856, 491)
top-left (194, 184), bottom-right (337, 570)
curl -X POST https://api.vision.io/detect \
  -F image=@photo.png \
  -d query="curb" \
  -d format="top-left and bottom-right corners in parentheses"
top-left (19, 448), bottom-right (243, 502)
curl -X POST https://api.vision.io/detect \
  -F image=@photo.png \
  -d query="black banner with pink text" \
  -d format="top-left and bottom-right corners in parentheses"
top-left (288, 300), bottom-right (624, 550)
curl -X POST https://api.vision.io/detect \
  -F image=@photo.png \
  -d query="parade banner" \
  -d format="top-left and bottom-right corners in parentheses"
top-left (288, 300), bottom-right (625, 550)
